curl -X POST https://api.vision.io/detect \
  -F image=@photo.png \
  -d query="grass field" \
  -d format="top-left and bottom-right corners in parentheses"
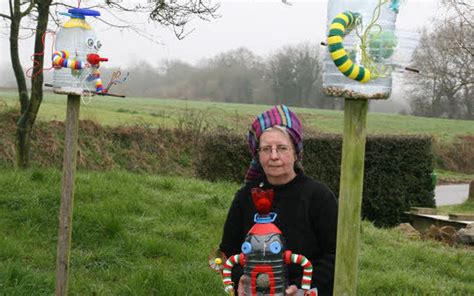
top-left (438, 200), bottom-right (474, 215)
top-left (0, 167), bottom-right (473, 295)
top-left (435, 169), bottom-right (474, 184)
top-left (1, 89), bottom-right (473, 143)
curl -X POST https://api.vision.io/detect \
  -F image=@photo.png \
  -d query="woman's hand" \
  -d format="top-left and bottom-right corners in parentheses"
top-left (237, 275), bottom-right (249, 296)
top-left (285, 285), bottom-right (298, 295)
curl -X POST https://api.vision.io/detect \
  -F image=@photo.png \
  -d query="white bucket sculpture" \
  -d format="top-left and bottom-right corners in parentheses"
top-left (323, 0), bottom-right (404, 100)
top-left (52, 8), bottom-right (108, 95)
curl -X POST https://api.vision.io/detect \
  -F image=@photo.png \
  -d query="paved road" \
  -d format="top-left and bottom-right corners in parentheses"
top-left (435, 184), bottom-right (470, 206)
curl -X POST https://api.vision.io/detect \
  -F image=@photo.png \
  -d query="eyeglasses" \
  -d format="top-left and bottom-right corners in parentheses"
top-left (258, 145), bottom-right (292, 155)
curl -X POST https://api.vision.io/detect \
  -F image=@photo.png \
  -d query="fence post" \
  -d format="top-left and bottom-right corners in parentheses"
top-left (333, 99), bottom-right (368, 296)
top-left (55, 94), bottom-right (81, 296)
top-left (469, 180), bottom-right (474, 201)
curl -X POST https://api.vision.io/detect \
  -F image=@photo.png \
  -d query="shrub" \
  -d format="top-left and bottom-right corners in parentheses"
top-left (197, 133), bottom-right (249, 182)
top-left (433, 135), bottom-right (474, 174)
top-left (362, 136), bottom-right (435, 226)
top-left (0, 111), bottom-right (435, 226)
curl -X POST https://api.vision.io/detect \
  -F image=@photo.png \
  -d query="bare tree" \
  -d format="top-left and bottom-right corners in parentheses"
top-left (1, 0), bottom-right (53, 168)
top-left (267, 43), bottom-right (322, 107)
top-left (442, 0), bottom-right (474, 57)
top-left (406, 24), bottom-right (473, 119)
top-left (444, 0), bottom-right (474, 118)
top-left (147, 0), bottom-right (219, 39)
top-left (205, 47), bottom-right (264, 103)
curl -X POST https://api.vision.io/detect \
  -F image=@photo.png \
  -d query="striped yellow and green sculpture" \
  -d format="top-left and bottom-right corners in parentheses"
top-left (327, 11), bottom-right (371, 83)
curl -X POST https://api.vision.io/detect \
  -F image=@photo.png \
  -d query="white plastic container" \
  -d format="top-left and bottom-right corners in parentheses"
top-left (323, 0), bottom-right (399, 99)
top-left (52, 9), bottom-right (101, 95)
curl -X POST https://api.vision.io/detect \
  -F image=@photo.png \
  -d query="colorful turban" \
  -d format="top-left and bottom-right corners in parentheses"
top-left (244, 105), bottom-right (303, 183)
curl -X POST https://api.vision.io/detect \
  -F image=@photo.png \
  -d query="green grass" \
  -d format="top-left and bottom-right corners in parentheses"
top-left (1, 90), bottom-right (473, 142)
top-left (0, 167), bottom-right (473, 295)
top-left (0, 167), bottom-right (238, 295)
top-left (359, 222), bottom-right (474, 295)
top-left (436, 169), bottom-right (474, 184)
top-left (437, 200), bottom-right (474, 215)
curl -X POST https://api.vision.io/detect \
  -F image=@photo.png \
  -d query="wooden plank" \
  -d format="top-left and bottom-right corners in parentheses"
top-left (410, 207), bottom-right (437, 215)
top-left (55, 94), bottom-right (81, 296)
top-left (405, 212), bottom-right (470, 232)
top-left (449, 213), bottom-right (474, 221)
top-left (333, 99), bottom-right (368, 296)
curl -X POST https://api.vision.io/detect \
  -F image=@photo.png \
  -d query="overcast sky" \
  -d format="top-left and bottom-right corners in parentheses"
top-left (0, 0), bottom-right (441, 69)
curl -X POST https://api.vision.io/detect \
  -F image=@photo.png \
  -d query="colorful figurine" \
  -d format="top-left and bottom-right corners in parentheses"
top-left (221, 188), bottom-right (316, 296)
top-left (52, 8), bottom-right (108, 95)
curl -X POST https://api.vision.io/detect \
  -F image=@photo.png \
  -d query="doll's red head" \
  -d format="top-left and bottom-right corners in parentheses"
top-left (251, 188), bottom-right (274, 215)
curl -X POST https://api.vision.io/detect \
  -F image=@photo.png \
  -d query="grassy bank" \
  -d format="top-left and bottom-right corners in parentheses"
top-left (1, 90), bottom-right (473, 142)
top-left (436, 169), bottom-right (474, 184)
top-left (438, 200), bottom-right (474, 215)
top-left (0, 168), bottom-right (473, 295)
top-left (2, 90), bottom-right (473, 176)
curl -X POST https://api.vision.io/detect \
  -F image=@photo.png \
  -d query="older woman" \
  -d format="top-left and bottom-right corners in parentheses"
top-left (219, 105), bottom-right (338, 296)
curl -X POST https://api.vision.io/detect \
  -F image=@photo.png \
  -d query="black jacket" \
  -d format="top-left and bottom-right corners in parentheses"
top-left (219, 174), bottom-right (338, 296)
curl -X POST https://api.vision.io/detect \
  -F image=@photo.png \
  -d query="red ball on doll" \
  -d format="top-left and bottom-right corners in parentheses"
top-left (251, 188), bottom-right (274, 215)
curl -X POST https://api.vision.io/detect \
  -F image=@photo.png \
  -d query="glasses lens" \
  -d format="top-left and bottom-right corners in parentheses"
top-left (259, 146), bottom-right (272, 154)
top-left (258, 145), bottom-right (290, 155)
top-left (277, 145), bottom-right (289, 153)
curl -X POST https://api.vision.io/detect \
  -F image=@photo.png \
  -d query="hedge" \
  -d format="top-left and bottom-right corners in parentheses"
top-left (197, 133), bottom-right (435, 227)
top-left (0, 110), bottom-right (435, 227)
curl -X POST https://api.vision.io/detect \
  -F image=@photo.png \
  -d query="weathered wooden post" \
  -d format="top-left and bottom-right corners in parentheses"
top-left (50, 8), bottom-right (106, 295)
top-left (322, 2), bottom-right (406, 295)
top-left (334, 99), bottom-right (368, 295)
top-left (469, 180), bottom-right (474, 201)
top-left (56, 94), bottom-right (80, 295)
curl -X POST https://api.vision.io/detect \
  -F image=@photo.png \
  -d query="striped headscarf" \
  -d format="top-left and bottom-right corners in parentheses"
top-left (244, 105), bottom-right (303, 183)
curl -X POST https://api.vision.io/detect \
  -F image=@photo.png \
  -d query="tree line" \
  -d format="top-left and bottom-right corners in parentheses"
top-left (110, 44), bottom-right (340, 110)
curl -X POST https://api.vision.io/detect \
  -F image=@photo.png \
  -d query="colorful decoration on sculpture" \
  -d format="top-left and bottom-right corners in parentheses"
top-left (389, 0), bottom-right (401, 13)
top-left (105, 70), bottom-right (129, 93)
top-left (208, 249), bottom-right (234, 295)
top-left (220, 188), bottom-right (316, 295)
top-left (368, 31), bottom-right (398, 62)
top-left (327, 0), bottom-right (400, 83)
top-left (51, 8), bottom-right (109, 95)
top-left (328, 12), bottom-right (370, 83)
top-left (52, 50), bottom-right (86, 70)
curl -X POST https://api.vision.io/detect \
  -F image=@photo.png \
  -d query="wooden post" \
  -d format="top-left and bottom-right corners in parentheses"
top-left (469, 180), bottom-right (474, 201)
top-left (55, 94), bottom-right (81, 296)
top-left (333, 98), bottom-right (368, 296)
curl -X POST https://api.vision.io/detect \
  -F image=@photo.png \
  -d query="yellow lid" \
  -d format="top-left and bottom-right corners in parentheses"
top-left (63, 18), bottom-right (92, 30)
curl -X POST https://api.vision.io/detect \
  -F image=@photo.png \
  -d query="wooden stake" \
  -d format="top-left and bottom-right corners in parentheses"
top-left (469, 180), bottom-right (474, 201)
top-left (333, 98), bottom-right (368, 296)
top-left (55, 94), bottom-right (81, 296)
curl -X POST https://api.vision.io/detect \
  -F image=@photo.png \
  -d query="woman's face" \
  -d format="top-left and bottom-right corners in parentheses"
top-left (258, 128), bottom-right (297, 185)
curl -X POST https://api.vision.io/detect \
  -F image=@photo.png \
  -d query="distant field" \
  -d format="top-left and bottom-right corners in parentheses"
top-left (1, 90), bottom-right (473, 143)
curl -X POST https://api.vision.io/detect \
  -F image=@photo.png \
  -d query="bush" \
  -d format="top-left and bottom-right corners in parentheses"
top-left (197, 133), bottom-right (249, 182)
top-left (197, 133), bottom-right (435, 227)
top-left (362, 136), bottom-right (435, 226)
top-left (0, 110), bottom-right (435, 227)
top-left (433, 135), bottom-right (474, 174)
